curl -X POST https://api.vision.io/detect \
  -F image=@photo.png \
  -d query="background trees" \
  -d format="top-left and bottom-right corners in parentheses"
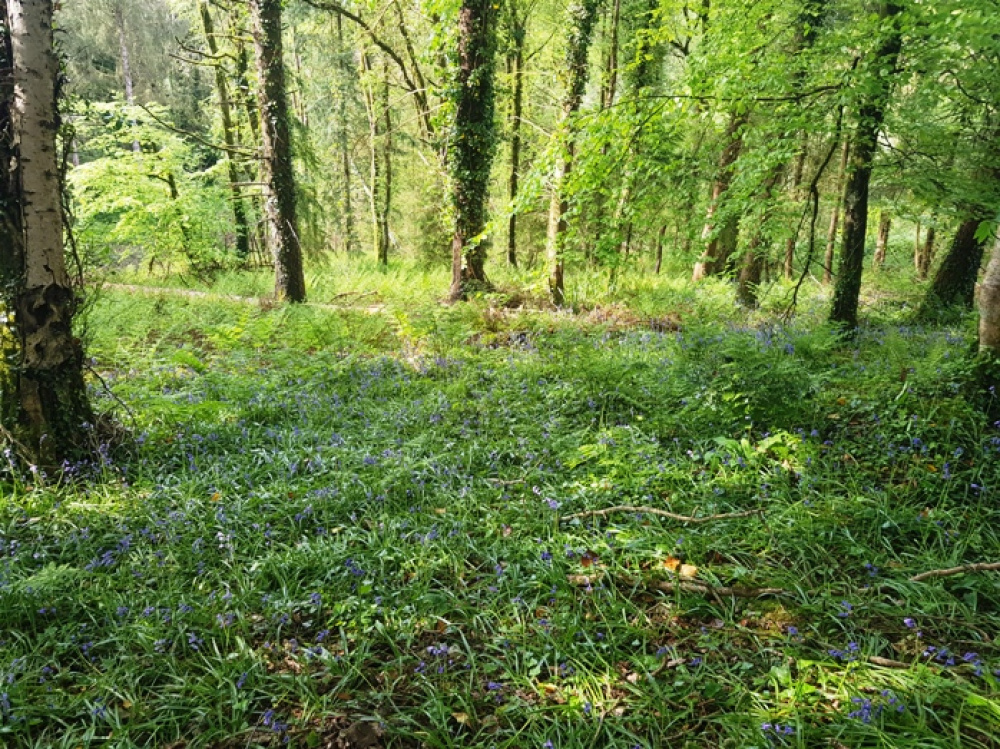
top-left (48, 0), bottom-right (1000, 319)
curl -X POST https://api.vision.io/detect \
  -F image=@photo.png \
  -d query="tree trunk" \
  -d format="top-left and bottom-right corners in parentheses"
top-left (917, 224), bottom-right (935, 279)
top-left (336, 14), bottom-right (357, 255)
top-left (2, 0), bottom-right (94, 464)
top-left (655, 224), bottom-right (666, 274)
top-left (546, 0), bottom-right (603, 306)
top-left (114, 3), bottom-right (141, 153)
top-left (506, 10), bottom-right (525, 268)
top-left (824, 136), bottom-right (850, 283)
top-left (361, 51), bottom-right (391, 266)
top-left (830, 2), bottom-right (903, 329)
top-left (913, 221), bottom-right (921, 272)
top-left (199, 0), bottom-right (251, 259)
top-left (601, 0), bottom-right (620, 110)
top-left (250, 0), bottom-right (306, 302)
top-left (979, 236), bottom-right (1000, 355)
top-left (919, 217), bottom-right (987, 315)
top-left (692, 113), bottom-right (747, 281)
top-left (737, 165), bottom-right (784, 308)
top-left (783, 139), bottom-right (807, 279)
top-left (448, 0), bottom-right (499, 301)
top-left (872, 210), bottom-right (890, 269)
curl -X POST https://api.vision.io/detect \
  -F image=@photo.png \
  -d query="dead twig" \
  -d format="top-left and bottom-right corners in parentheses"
top-left (865, 655), bottom-right (913, 669)
top-left (561, 505), bottom-right (761, 524)
top-left (655, 580), bottom-right (788, 598)
top-left (909, 562), bottom-right (1000, 583)
top-left (329, 290), bottom-right (378, 301)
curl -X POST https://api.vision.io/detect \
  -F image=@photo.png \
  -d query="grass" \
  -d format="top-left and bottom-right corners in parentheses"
top-left (1, 268), bottom-right (998, 748)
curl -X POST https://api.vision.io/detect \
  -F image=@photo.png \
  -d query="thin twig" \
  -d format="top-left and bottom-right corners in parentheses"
top-left (85, 363), bottom-right (137, 426)
top-left (909, 562), bottom-right (1000, 583)
top-left (561, 506), bottom-right (761, 523)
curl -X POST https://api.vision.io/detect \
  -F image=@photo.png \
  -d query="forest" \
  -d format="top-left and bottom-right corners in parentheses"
top-left (0, 0), bottom-right (999, 746)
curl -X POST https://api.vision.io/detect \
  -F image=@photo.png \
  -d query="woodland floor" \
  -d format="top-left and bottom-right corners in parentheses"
top-left (1, 271), bottom-right (999, 748)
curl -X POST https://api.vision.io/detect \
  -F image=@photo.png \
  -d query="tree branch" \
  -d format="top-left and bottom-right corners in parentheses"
top-left (301, 0), bottom-right (434, 137)
top-left (909, 561), bottom-right (1000, 583)
top-left (560, 506), bottom-right (762, 523)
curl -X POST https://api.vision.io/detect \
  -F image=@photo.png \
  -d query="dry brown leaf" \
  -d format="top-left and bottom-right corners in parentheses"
top-left (679, 564), bottom-right (699, 579)
top-left (451, 712), bottom-right (470, 725)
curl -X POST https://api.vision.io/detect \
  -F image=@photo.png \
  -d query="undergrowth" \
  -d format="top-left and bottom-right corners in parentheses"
top-left (0, 283), bottom-right (997, 748)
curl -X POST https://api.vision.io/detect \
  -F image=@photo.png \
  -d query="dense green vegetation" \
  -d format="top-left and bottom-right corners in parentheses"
top-left (1, 271), bottom-right (998, 747)
top-left (1, 0), bottom-right (1000, 747)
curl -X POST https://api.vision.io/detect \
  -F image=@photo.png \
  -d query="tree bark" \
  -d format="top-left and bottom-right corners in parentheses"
top-left (830, 2), bottom-right (903, 329)
top-left (449, 0), bottom-right (499, 301)
top-left (979, 236), bottom-right (1000, 355)
top-left (872, 210), bottom-right (890, 269)
top-left (692, 112), bottom-right (747, 281)
top-left (200, 0), bottom-right (251, 259)
top-left (250, 0), bottom-right (306, 302)
top-left (919, 217), bottom-right (988, 315)
top-left (546, 0), bottom-right (602, 306)
top-left (2, 0), bottom-right (94, 464)
top-left (506, 6), bottom-right (526, 268)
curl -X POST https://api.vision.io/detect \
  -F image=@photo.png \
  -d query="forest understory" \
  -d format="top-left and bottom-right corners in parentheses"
top-left (1, 270), bottom-right (998, 749)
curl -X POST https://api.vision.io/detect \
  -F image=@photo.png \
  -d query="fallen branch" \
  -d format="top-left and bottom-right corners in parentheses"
top-left (865, 655), bottom-right (913, 669)
top-left (655, 580), bottom-right (787, 598)
top-left (909, 562), bottom-right (1000, 583)
top-left (561, 506), bottom-right (761, 524)
top-left (329, 290), bottom-right (378, 301)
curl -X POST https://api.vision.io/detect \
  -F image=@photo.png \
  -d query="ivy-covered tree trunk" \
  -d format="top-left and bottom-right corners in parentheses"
top-left (546, 0), bottom-right (602, 306)
top-left (692, 112), bottom-right (747, 282)
top-left (505, 4), bottom-right (526, 268)
top-left (736, 166), bottom-right (783, 308)
top-left (448, 0), bottom-right (499, 301)
top-left (918, 217), bottom-right (988, 315)
top-left (200, 0), bottom-right (251, 259)
top-left (829, 2), bottom-right (903, 329)
top-left (249, 0), bottom-right (306, 303)
top-left (1, 0), bottom-right (93, 465)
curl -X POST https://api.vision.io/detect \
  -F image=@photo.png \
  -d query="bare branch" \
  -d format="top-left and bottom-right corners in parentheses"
top-left (561, 505), bottom-right (762, 523)
top-left (910, 562), bottom-right (1000, 583)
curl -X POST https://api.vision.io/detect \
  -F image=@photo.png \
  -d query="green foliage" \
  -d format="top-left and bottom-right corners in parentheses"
top-left (69, 103), bottom-right (236, 273)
